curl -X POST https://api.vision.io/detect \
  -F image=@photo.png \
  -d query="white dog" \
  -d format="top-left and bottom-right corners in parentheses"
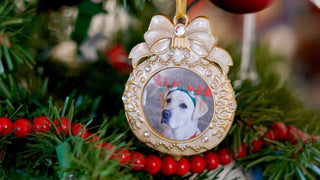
top-left (160, 89), bottom-right (208, 140)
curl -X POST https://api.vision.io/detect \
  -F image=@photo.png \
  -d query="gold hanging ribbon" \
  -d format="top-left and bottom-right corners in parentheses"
top-left (174, 0), bottom-right (188, 24)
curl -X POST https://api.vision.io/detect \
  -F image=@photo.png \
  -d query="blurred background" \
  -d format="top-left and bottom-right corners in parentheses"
top-left (12, 0), bottom-right (320, 115)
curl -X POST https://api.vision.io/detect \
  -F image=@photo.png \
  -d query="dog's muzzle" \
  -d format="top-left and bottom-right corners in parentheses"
top-left (161, 109), bottom-right (171, 124)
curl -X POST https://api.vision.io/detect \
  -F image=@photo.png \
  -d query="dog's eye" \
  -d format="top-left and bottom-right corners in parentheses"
top-left (180, 103), bottom-right (187, 109)
top-left (166, 98), bottom-right (171, 103)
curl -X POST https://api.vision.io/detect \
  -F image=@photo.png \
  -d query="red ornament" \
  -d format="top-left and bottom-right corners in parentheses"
top-left (33, 116), bottom-right (52, 133)
top-left (210, 0), bottom-right (275, 14)
top-left (101, 142), bottom-right (115, 159)
top-left (271, 122), bottom-right (287, 141)
top-left (105, 44), bottom-right (132, 73)
top-left (86, 133), bottom-right (99, 142)
top-left (251, 139), bottom-right (263, 152)
top-left (13, 119), bottom-right (32, 138)
top-left (144, 155), bottom-right (161, 174)
top-left (176, 157), bottom-right (190, 176)
top-left (130, 152), bottom-right (146, 171)
top-left (217, 147), bottom-right (231, 165)
top-left (54, 117), bottom-right (69, 135)
top-left (114, 148), bottom-right (131, 165)
top-left (0, 117), bottom-right (13, 137)
top-left (265, 130), bottom-right (275, 144)
top-left (204, 151), bottom-right (219, 170)
top-left (71, 123), bottom-right (88, 138)
top-left (160, 155), bottom-right (177, 176)
top-left (189, 155), bottom-right (206, 173)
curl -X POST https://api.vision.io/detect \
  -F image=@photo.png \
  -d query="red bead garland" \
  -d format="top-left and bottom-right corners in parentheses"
top-left (176, 157), bottom-right (190, 176)
top-left (189, 155), bottom-right (206, 173)
top-left (0, 117), bottom-right (13, 137)
top-left (204, 151), bottom-right (219, 170)
top-left (144, 155), bottom-right (161, 174)
top-left (54, 117), bottom-right (69, 135)
top-left (271, 122), bottom-right (288, 141)
top-left (71, 123), bottom-right (88, 138)
top-left (0, 117), bottom-right (318, 176)
top-left (13, 119), bottom-right (32, 138)
top-left (33, 116), bottom-right (52, 133)
top-left (160, 155), bottom-right (177, 176)
top-left (130, 152), bottom-right (146, 171)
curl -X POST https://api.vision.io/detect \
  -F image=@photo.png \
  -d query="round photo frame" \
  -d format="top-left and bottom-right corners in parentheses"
top-left (122, 14), bottom-right (236, 156)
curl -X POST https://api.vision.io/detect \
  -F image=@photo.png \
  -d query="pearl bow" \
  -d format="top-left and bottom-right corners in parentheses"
top-left (129, 15), bottom-right (233, 74)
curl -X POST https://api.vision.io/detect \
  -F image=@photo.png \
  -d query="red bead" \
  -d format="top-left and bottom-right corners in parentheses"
top-left (251, 139), bottom-right (263, 152)
top-left (13, 119), bottom-right (32, 138)
top-left (210, 0), bottom-right (275, 14)
top-left (286, 125), bottom-right (298, 144)
top-left (176, 157), bottom-right (190, 176)
top-left (54, 117), bottom-right (69, 135)
top-left (160, 155), bottom-right (177, 176)
top-left (0, 117), bottom-right (13, 137)
top-left (86, 133), bottom-right (99, 142)
top-left (102, 142), bottom-right (115, 159)
top-left (235, 143), bottom-right (247, 158)
top-left (271, 122), bottom-right (287, 141)
top-left (71, 123), bottom-right (88, 138)
top-left (189, 155), bottom-right (206, 173)
top-left (130, 152), bottom-right (146, 171)
top-left (217, 147), bottom-right (231, 165)
top-left (265, 130), bottom-right (275, 144)
top-left (33, 116), bottom-right (52, 133)
top-left (114, 148), bottom-right (131, 165)
top-left (298, 130), bottom-right (306, 143)
top-left (144, 155), bottom-right (161, 174)
top-left (204, 151), bottom-right (219, 170)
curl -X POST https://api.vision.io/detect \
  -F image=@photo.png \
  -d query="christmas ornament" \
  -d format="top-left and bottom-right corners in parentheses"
top-left (105, 44), bottom-right (132, 73)
top-left (210, 0), bottom-right (275, 14)
top-left (0, 117), bottom-right (13, 137)
top-left (13, 119), bottom-right (32, 138)
top-left (33, 116), bottom-right (52, 133)
top-left (123, 0), bottom-right (236, 157)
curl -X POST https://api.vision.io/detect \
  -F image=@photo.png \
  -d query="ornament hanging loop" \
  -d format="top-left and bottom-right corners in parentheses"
top-left (174, 0), bottom-right (189, 25)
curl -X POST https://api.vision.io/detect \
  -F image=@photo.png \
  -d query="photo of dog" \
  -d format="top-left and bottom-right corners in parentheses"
top-left (160, 89), bottom-right (208, 140)
top-left (142, 68), bottom-right (214, 141)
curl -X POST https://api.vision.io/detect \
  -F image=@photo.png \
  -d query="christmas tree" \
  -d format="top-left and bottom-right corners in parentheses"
top-left (0, 0), bottom-right (320, 179)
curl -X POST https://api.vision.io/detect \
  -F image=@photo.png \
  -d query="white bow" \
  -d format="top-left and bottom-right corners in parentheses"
top-left (129, 15), bottom-right (233, 74)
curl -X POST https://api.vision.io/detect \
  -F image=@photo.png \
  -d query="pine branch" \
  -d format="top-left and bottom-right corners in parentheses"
top-left (0, 0), bottom-right (36, 75)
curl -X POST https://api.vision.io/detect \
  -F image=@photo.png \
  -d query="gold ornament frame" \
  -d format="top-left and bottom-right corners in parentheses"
top-left (123, 3), bottom-right (236, 156)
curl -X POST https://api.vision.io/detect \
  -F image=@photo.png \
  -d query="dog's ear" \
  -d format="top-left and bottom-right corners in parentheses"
top-left (192, 96), bottom-right (208, 120)
top-left (160, 90), bottom-right (170, 108)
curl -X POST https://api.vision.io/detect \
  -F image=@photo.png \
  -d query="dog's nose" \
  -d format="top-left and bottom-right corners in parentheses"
top-left (162, 110), bottom-right (171, 119)
top-left (161, 110), bottom-right (171, 124)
